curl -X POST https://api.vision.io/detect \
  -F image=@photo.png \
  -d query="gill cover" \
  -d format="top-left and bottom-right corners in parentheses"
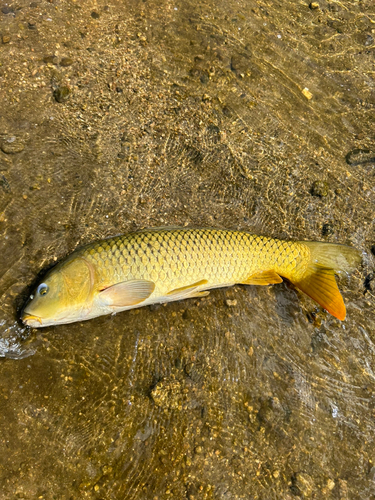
top-left (22, 257), bottom-right (94, 326)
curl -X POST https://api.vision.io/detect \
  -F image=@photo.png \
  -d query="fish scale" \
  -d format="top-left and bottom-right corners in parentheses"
top-left (21, 228), bottom-right (361, 327)
top-left (82, 229), bottom-right (305, 294)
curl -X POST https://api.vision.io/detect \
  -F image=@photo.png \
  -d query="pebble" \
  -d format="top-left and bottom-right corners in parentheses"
top-left (327, 479), bottom-right (335, 490)
top-left (311, 180), bottom-right (329, 197)
top-left (309, 2), bottom-right (319, 9)
top-left (1, 137), bottom-right (25, 154)
top-left (54, 86), bottom-right (70, 103)
top-left (60, 57), bottom-right (74, 67)
top-left (91, 11), bottom-right (100, 19)
top-left (226, 299), bottom-right (237, 307)
top-left (0, 175), bottom-right (11, 193)
top-left (293, 471), bottom-right (314, 497)
top-left (1, 6), bottom-right (14, 14)
top-left (322, 222), bottom-right (334, 236)
top-left (302, 87), bottom-right (313, 100)
top-left (2, 35), bottom-right (10, 44)
top-left (364, 35), bottom-right (374, 47)
top-left (43, 55), bottom-right (59, 65)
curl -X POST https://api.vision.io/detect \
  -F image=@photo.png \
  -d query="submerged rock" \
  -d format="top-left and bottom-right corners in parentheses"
top-left (311, 180), bottom-right (329, 197)
top-left (0, 137), bottom-right (25, 154)
top-left (54, 86), bottom-right (71, 103)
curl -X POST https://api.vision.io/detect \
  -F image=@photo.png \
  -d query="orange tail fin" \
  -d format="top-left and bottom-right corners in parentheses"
top-left (291, 242), bottom-right (361, 320)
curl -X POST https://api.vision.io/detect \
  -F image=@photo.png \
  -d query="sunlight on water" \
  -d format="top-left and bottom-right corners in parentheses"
top-left (0, 0), bottom-right (374, 498)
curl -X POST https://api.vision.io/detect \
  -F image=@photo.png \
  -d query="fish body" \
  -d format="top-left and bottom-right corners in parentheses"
top-left (21, 228), bottom-right (361, 327)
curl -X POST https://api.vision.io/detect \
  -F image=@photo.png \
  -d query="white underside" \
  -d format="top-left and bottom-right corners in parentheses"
top-left (33, 281), bottom-right (237, 327)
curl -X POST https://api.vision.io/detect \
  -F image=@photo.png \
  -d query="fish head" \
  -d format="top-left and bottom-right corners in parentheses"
top-left (22, 257), bottom-right (94, 327)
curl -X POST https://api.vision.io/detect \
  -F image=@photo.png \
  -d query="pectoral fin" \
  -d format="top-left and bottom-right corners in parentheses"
top-left (241, 270), bottom-right (283, 285)
top-left (98, 280), bottom-right (155, 307)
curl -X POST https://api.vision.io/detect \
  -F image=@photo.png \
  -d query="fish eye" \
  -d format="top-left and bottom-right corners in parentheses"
top-left (37, 283), bottom-right (49, 296)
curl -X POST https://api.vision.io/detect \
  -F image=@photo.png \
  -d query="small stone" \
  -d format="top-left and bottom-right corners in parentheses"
top-left (226, 299), bottom-right (237, 307)
top-left (1, 137), bottom-right (25, 154)
top-left (91, 11), bottom-right (100, 19)
top-left (365, 273), bottom-right (374, 292)
top-left (329, 3), bottom-right (340, 11)
top-left (292, 471), bottom-right (314, 497)
top-left (328, 20), bottom-right (345, 33)
top-left (302, 87), bottom-right (313, 99)
top-left (60, 57), bottom-right (74, 67)
top-left (54, 86), bottom-right (70, 103)
top-left (309, 2), bottom-right (319, 9)
top-left (222, 106), bottom-right (232, 117)
top-left (311, 180), bottom-right (329, 197)
top-left (370, 245), bottom-right (375, 257)
top-left (28, 22), bottom-right (37, 30)
top-left (151, 378), bottom-right (183, 409)
top-left (364, 35), bottom-right (374, 47)
top-left (2, 35), bottom-right (11, 44)
top-left (194, 446), bottom-right (203, 454)
top-left (327, 479), bottom-right (335, 490)
top-left (1, 6), bottom-right (14, 14)
top-left (101, 465), bottom-right (113, 474)
top-left (0, 175), bottom-right (10, 193)
top-left (368, 466), bottom-right (375, 481)
top-left (322, 222), bottom-right (334, 236)
top-left (200, 73), bottom-right (209, 84)
top-left (230, 54), bottom-right (251, 76)
top-left (43, 55), bottom-right (58, 65)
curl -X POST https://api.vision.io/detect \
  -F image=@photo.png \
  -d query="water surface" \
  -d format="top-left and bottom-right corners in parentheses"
top-left (0, 0), bottom-right (374, 498)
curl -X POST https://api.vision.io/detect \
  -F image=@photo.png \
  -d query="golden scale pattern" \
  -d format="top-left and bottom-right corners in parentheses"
top-left (82, 229), bottom-right (308, 291)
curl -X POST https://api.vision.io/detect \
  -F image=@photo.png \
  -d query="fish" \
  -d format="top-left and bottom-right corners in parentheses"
top-left (21, 228), bottom-right (362, 327)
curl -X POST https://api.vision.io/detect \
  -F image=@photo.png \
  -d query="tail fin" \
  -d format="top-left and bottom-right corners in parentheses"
top-left (291, 242), bottom-right (361, 320)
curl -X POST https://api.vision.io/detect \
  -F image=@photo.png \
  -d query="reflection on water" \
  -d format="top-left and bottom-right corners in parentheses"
top-left (0, 0), bottom-right (374, 498)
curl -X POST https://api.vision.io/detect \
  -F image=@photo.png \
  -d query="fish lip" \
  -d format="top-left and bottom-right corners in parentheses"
top-left (22, 314), bottom-right (43, 327)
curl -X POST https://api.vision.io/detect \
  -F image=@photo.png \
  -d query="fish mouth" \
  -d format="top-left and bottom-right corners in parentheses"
top-left (22, 314), bottom-right (43, 328)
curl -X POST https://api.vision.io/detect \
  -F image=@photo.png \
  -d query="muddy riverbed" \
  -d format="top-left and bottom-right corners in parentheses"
top-left (0, 0), bottom-right (375, 498)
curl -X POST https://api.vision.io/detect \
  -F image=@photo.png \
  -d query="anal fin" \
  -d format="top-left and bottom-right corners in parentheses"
top-left (242, 270), bottom-right (283, 285)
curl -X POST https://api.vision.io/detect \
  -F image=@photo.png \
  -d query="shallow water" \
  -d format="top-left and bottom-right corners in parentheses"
top-left (0, 0), bottom-right (375, 498)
